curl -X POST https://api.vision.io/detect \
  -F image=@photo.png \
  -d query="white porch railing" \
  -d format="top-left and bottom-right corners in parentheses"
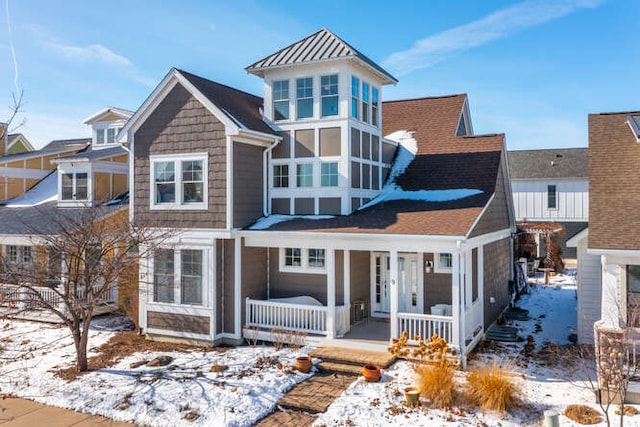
top-left (397, 312), bottom-right (454, 345)
top-left (246, 298), bottom-right (328, 335)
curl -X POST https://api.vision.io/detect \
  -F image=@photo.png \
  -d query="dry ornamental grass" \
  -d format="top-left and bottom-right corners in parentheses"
top-left (564, 404), bottom-right (603, 425)
top-left (466, 361), bottom-right (517, 413)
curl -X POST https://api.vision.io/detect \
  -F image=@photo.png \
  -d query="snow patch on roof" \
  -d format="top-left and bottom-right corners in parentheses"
top-left (362, 130), bottom-right (482, 209)
top-left (4, 171), bottom-right (58, 207)
top-left (249, 214), bottom-right (335, 230)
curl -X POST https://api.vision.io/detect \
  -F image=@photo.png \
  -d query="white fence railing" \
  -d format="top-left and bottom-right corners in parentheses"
top-left (0, 283), bottom-right (116, 312)
top-left (245, 298), bottom-right (328, 335)
top-left (397, 312), bottom-right (454, 345)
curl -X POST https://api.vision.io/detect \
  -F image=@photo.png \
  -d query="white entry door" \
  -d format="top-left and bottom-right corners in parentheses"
top-left (372, 253), bottom-right (423, 317)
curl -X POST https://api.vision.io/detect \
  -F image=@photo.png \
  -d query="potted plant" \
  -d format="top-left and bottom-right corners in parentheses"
top-left (295, 356), bottom-right (312, 373)
top-left (362, 364), bottom-right (381, 382)
top-left (403, 386), bottom-right (420, 407)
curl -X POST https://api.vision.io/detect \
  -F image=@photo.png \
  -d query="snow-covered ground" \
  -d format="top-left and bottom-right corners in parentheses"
top-left (0, 271), bottom-right (637, 426)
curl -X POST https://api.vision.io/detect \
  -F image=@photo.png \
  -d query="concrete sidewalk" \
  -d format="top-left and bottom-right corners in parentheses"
top-left (0, 398), bottom-right (134, 426)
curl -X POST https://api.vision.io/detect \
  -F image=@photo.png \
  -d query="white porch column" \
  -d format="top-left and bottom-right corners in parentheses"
top-left (326, 248), bottom-right (336, 339)
top-left (234, 237), bottom-right (242, 338)
top-left (344, 250), bottom-right (350, 317)
top-left (478, 246), bottom-right (484, 332)
top-left (601, 255), bottom-right (621, 328)
top-left (451, 249), bottom-right (461, 351)
top-left (465, 250), bottom-right (473, 309)
top-left (390, 249), bottom-right (399, 339)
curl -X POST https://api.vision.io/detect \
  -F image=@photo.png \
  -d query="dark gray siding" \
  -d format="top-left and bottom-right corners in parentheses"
top-left (268, 248), bottom-right (327, 303)
top-left (147, 311), bottom-right (210, 335)
top-left (349, 251), bottom-right (370, 303)
top-left (233, 142), bottom-right (264, 228)
top-left (483, 238), bottom-right (511, 326)
top-left (469, 161), bottom-right (511, 238)
top-left (241, 242), bottom-right (268, 325)
top-left (319, 197), bottom-right (341, 215)
top-left (423, 253), bottom-right (452, 310)
top-left (133, 83), bottom-right (227, 229)
top-left (222, 239), bottom-right (235, 334)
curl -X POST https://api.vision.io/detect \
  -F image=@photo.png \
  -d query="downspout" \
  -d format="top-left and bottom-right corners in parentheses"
top-left (266, 248), bottom-right (270, 300)
top-left (221, 241), bottom-right (225, 334)
top-left (263, 136), bottom-right (282, 216)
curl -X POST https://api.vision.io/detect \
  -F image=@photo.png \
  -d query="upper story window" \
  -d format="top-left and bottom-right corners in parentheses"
top-left (7, 245), bottom-right (32, 265)
top-left (273, 80), bottom-right (290, 121)
top-left (372, 87), bottom-right (379, 127)
top-left (362, 82), bottom-right (370, 123)
top-left (321, 162), bottom-right (338, 187)
top-left (296, 163), bottom-right (313, 187)
top-left (296, 77), bottom-right (313, 119)
top-left (548, 185), bottom-right (557, 209)
top-left (151, 154), bottom-right (207, 210)
top-left (62, 172), bottom-right (88, 201)
top-left (321, 75), bottom-right (338, 117)
top-left (96, 126), bottom-right (122, 145)
top-left (273, 164), bottom-right (289, 188)
top-left (351, 77), bottom-right (360, 119)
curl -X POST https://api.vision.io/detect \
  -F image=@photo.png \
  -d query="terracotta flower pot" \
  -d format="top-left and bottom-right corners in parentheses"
top-left (295, 356), bottom-right (312, 373)
top-left (362, 364), bottom-right (381, 382)
top-left (404, 386), bottom-right (420, 408)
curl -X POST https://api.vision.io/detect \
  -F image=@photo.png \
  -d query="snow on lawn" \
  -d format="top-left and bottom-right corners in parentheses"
top-left (0, 318), bottom-right (313, 426)
top-left (316, 272), bottom-right (640, 427)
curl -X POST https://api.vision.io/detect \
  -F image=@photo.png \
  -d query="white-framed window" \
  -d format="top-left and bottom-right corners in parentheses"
top-left (321, 162), bottom-right (338, 187)
top-left (280, 248), bottom-right (327, 273)
top-left (6, 245), bottom-right (33, 266)
top-left (152, 248), bottom-right (205, 306)
top-left (435, 253), bottom-right (453, 273)
top-left (547, 184), bottom-right (557, 210)
top-left (362, 82), bottom-right (370, 123)
top-left (95, 126), bottom-right (122, 145)
top-left (371, 87), bottom-right (379, 127)
top-left (296, 163), bottom-right (313, 187)
top-left (351, 76), bottom-right (360, 119)
top-left (296, 77), bottom-right (313, 119)
top-left (273, 80), bottom-right (289, 121)
top-left (150, 154), bottom-right (207, 210)
top-left (321, 74), bottom-right (338, 117)
top-left (273, 164), bottom-right (289, 188)
top-left (61, 172), bottom-right (88, 201)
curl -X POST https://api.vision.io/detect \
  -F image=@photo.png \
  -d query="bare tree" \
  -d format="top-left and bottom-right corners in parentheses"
top-left (0, 205), bottom-right (167, 372)
top-left (2, 90), bottom-right (26, 133)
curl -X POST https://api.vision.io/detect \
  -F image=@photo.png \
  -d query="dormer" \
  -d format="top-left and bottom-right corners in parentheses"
top-left (246, 29), bottom-right (398, 215)
top-left (83, 107), bottom-right (134, 149)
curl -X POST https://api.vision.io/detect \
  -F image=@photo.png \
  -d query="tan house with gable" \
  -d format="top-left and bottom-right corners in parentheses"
top-left (124, 29), bottom-right (515, 362)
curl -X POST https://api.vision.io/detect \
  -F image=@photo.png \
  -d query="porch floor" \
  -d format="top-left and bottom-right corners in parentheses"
top-left (343, 317), bottom-right (390, 343)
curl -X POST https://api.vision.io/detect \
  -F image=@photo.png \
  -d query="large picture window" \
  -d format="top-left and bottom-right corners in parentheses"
top-left (321, 75), bottom-right (338, 117)
top-left (152, 248), bottom-right (205, 306)
top-left (296, 77), bottom-right (313, 119)
top-left (273, 80), bottom-right (289, 121)
top-left (151, 155), bottom-right (207, 209)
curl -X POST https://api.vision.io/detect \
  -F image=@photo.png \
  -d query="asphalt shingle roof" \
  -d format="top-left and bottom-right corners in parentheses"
top-left (508, 148), bottom-right (588, 180)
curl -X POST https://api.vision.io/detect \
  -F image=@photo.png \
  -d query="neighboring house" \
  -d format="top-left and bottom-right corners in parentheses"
top-left (6, 133), bottom-right (35, 155)
top-left (508, 148), bottom-right (588, 260)
top-left (589, 111), bottom-right (640, 344)
top-left (125, 28), bottom-right (515, 362)
top-left (0, 108), bottom-right (132, 321)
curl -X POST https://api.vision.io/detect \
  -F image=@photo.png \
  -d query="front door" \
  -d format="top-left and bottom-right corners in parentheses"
top-left (372, 253), bottom-right (423, 317)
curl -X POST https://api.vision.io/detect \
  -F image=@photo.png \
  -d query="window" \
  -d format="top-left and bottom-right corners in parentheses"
top-left (273, 80), bottom-right (289, 121)
top-left (362, 82), bottom-right (370, 123)
top-left (628, 265), bottom-right (640, 327)
top-left (371, 87), bottom-right (379, 127)
top-left (181, 250), bottom-right (203, 305)
top-left (280, 248), bottom-right (327, 273)
top-left (273, 164), bottom-right (289, 188)
top-left (321, 75), bottom-right (338, 117)
top-left (351, 77), bottom-right (360, 119)
top-left (97, 129), bottom-right (105, 145)
top-left (321, 162), bottom-right (338, 187)
top-left (7, 245), bottom-right (18, 264)
top-left (96, 127), bottom-right (121, 145)
top-left (107, 128), bottom-right (116, 143)
top-left (6, 246), bottom-right (33, 265)
top-left (151, 155), bottom-right (207, 209)
top-left (152, 248), bottom-right (205, 306)
top-left (296, 77), bottom-right (313, 119)
top-left (548, 185), bottom-right (557, 209)
top-left (296, 163), bottom-right (313, 187)
top-left (61, 172), bottom-right (88, 201)
top-left (435, 253), bottom-right (453, 273)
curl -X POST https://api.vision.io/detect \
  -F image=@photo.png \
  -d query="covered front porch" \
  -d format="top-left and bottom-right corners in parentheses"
top-left (239, 230), bottom-right (499, 359)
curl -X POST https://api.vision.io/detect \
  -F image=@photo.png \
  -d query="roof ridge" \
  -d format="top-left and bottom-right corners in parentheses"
top-left (176, 68), bottom-right (263, 101)
top-left (383, 94), bottom-right (466, 104)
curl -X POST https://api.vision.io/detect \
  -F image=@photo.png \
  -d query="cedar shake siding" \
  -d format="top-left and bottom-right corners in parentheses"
top-left (241, 243), bottom-right (268, 322)
top-left (483, 237), bottom-right (511, 326)
top-left (469, 161), bottom-right (511, 238)
top-left (233, 142), bottom-right (264, 228)
top-left (423, 253), bottom-right (453, 309)
top-left (223, 239), bottom-right (235, 334)
top-left (349, 251), bottom-right (370, 303)
top-left (268, 248), bottom-right (328, 303)
top-left (133, 83), bottom-right (227, 229)
top-left (147, 311), bottom-right (210, 335)
top-left (589, 112), bottom-right (640, 250)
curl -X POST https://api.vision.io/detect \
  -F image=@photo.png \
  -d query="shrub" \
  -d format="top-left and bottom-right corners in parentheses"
top-left (415, 362), bottom-right (455, 408)
top-left (564, 404), bottom-right (602, 425)
top-left (466, 361), bottom-right (517, 413)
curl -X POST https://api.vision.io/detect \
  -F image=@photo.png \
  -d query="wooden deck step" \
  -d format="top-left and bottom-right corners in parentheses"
top-left (316, 361), bottom-right (363, 376)
top-left (309, 346), bottom-right (396, 368)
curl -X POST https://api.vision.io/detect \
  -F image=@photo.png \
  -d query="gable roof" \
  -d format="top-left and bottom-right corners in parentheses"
top-left (255, 95), bottom-right (506, 236)
top-left (7, 133), bottom-right (34, 153)
top-left (245, 28), bottom-right (397, 85)
top-left (177, 69), bottom-right (276, 135)
top-left (0, 138), bottom-right (90, 163)
top-left (52, 145), bottom-right (127, 163)
top-left (508, 148), bottom-right (588, 180)
top-left (83, 107), bottom-right (134, 124)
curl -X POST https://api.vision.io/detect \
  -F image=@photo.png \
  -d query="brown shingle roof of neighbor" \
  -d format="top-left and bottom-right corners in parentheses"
top-left (177, 69), bottom-right (277, 136)
top-left (508, 148), bottom-right (588, 180)
top-left (262, 95), bottom-right (506, 236)
top-left (245, 28), bottom-right (398, 85)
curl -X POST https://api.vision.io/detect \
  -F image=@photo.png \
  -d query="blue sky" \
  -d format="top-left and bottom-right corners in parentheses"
top-left (0, 0), bottom-right (637, 150)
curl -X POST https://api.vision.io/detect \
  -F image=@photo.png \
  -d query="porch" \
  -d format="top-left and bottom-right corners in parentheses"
top-left (0, 282), bottom-right (118, 323)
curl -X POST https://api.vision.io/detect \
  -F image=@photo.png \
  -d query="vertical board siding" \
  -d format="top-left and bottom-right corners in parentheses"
top-left (512, 179), bottom-right (588, 221)
top-left (576, 238), bottom-right (602, 344)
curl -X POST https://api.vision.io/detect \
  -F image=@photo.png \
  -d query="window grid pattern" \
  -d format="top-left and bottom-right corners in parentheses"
top-left (273, 164), bottom-right (289, 188)
top-left (296, 163), bottom-right (313, 187)
top-left (296, 78), bottom-right (313, 119)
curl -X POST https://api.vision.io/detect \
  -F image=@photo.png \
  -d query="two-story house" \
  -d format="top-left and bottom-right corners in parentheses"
top-left (124, 29), bottom-right (515, 362)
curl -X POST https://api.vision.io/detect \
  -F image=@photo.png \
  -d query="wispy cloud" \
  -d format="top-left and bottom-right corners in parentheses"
top-left (383, 0), bottom-right (605, 76)
top-left (43, 41), bottom-right (155, 87)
